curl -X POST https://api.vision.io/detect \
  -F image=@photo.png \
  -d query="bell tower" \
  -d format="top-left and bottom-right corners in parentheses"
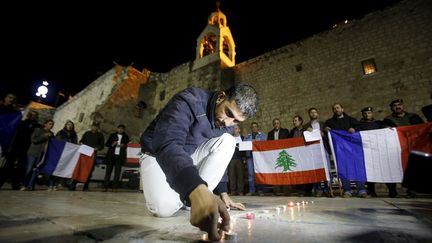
top-left (192, 2), bottom-right (236, 70)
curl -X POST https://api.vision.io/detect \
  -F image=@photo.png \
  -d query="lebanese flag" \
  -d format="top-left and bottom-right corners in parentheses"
top-left (127, 143), bottom-right (141, 164)
top-left (40, 139), bottom-right (95, 182)
top-left (252, 137), bottom-right (329, 185)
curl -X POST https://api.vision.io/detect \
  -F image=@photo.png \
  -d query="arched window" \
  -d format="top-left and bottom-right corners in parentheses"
top-left (201, 33), bottom-right (217, 58)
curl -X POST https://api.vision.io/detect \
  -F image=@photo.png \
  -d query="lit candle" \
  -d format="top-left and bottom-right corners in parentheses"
top-left (289, 207), bottom-right (295, 220)
top-left (288, 201), bottom-right (294, 207)
top-left (245, 212), bottom-right (255, 219)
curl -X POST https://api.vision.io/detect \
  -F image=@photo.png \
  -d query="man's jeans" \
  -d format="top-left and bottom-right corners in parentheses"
top-left (341, 178), bottom-right (367, 195)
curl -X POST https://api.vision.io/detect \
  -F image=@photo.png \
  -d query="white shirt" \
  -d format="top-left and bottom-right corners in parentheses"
top-left (114, 134), bottom-right (123, 155)
top-left (311, 120), bottom-right (320, 131)
top-left (274, 130), bottom-right (279, 140)
top-left (234, 135), bottom-right (242, 144)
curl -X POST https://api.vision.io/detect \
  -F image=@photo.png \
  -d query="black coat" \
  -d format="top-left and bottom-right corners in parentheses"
top-left (267, 128), bottom-right (290, 140)
top-left (355, 119), bottom-right (385, 131)
top-left (325, 113), bottom-right (359, 131)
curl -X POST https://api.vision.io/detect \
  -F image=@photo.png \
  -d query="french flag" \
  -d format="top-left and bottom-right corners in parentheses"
top-left (40, 139), bottom-right (95, 182)
top-left (0, 112), bottom-right (22, 153)
top-left (329, 123), bottom-right (432, 183)
top-left (252, 137), bottom-right (329, 185)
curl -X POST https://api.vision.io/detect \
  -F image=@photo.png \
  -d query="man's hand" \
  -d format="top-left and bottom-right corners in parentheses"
top-left (348, 128), bottom-right (355, 133)
top-left (306, 127), bottom-right (313, 132)
top-left (189, 184), bottom-right (230, 241)
top-left (220, 192), bottom-right (246, 211)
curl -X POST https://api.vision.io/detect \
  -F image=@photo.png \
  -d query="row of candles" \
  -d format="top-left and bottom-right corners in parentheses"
top-left (245, 200), bottom-right (314, 219)
top-left (202, 201), bottom-right (314, 241)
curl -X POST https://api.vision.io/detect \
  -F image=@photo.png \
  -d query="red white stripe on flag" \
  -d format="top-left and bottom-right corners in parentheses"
top-left (127, 143), bottom-right (141, 163)
top-left (396, 122), bottom-right (432, 171)
top-left (252, 137), bottom-right (327, 185)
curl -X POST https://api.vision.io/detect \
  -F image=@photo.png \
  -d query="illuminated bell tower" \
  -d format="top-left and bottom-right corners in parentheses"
top-left (193, 2), bottom-right (236, 70)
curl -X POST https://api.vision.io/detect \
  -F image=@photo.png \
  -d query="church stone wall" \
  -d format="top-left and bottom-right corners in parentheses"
top-left (53, 66), bottom-right (149, 144)
top-left (52, 67), bottom-right (122, 138)
top-left (96, 67), bottom-right (149, 143)
top-left (234, 0), bottom-right (432, 134)
top-left (137, 61), bottom-right (225, 132)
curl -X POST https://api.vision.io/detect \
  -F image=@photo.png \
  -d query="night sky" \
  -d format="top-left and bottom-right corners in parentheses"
top-left (2, 0), bottom-right (402, 107)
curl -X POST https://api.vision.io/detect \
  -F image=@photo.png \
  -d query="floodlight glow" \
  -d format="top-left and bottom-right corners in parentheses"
top-left (36, 85), bottom-right (49, 98)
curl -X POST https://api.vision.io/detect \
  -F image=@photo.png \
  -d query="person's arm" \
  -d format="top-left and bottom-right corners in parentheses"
top-left (324, 119), bottom-right (332, 133)
top-left (79, 132), bottom-right (86, 144)
top-left (54, 131), bottom-right (62, 140)
top-left (348, 117), bottom-right (359, 133)
top-left (31, 128), bottom-right (51, 144)
top-left (410, 113), bottom-right (425, 124)
top-left (267, 130), bottom-right (274, 140)
top-left (72, 133), bottom-right (78, 144)
top-left (152, 95), bottom-right (206, 200)
top-left (121, 134), bottom-right (130, 147)
top-left (105, 134), bottom-right (114, 147)
top-left (304, 122), bottom-right (313, 132)
top-left (98, 134), bottom-right (105, 151)
top-left (383, 118), bottom-right (395, 127)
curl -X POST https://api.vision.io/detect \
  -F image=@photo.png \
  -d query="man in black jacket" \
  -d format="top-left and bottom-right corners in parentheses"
top-left (103, 124), bottom-right (129, 191)
top-left (325, 103), bottom-right (368, 198)
top-left (383, 99), bottom-right (424, 127)
top-left (355, 107), bottom-right (397, 197)
top-left (0, 110), bottom-right (40, 190)
top-left (267, 118), bottom-right (290, 195)
top-left (139, 83), bottom-right (258, 241)
top-left (383, 99), bottom-right (424, 198)
top-left (267, 118), bottom-right (290, 140)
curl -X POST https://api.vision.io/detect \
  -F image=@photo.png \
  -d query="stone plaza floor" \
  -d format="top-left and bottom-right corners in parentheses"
top-left (0, 187), bottom-right (431, 242)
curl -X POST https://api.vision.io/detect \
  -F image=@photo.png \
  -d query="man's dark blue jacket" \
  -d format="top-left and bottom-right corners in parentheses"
top-left (140, 87), bottom-right (233, 200)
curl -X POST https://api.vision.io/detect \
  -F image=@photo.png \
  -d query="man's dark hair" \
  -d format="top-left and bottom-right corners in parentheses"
top-left (118, 124), bottom-right (126, 129)
top-left (293, 115), bottom-right (303, 123)
top-left (225, 83), bottom-right (259, 119)
top-left (333, 103), bottom-right (343, 109)
top-left (308, 107), bottom-right (318, 113)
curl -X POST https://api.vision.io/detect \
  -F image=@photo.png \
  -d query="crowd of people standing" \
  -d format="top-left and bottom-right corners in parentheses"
top-left (0, 93), bottom-right (131, 192)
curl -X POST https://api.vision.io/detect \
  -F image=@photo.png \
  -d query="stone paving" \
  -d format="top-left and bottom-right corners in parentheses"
top-left (0, 188), bottom-right (431, 242)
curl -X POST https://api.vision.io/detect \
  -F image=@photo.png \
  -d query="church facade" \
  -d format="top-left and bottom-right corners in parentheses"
top-left (53, 0), bottom-right (432, 146)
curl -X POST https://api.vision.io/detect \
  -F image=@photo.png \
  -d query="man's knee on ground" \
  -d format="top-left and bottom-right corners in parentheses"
top-left (146, 200), bottom-right (182, 218)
